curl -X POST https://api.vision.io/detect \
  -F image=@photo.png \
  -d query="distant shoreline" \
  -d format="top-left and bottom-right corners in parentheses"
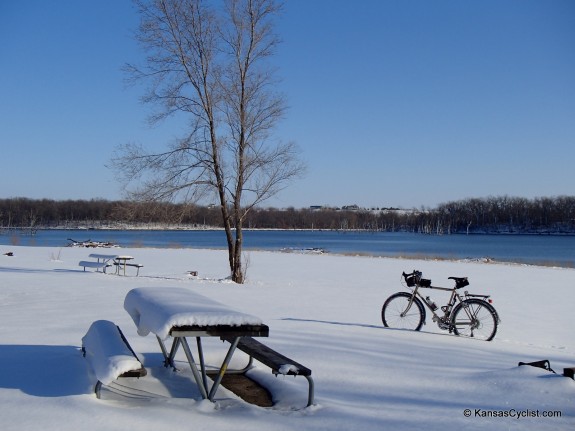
top-left (2, 226), bottom-right (575, 236)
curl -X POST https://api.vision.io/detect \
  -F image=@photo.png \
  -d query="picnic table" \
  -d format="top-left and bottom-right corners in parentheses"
top-left (123, 287), bottom-right (269, 401)
top-left (113, 255), bottom-right (143, 276)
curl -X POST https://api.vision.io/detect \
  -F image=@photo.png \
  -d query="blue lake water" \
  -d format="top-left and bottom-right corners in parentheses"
top-left (2, 229), bottom-right (574, 267)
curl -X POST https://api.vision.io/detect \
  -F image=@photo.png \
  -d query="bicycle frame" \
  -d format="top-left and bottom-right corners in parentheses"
top-left (410, 283), bottom-right (463, 322)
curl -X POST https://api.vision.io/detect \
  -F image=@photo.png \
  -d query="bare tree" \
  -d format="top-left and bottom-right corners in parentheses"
top-left (113, 0), bottom-right (305, 283)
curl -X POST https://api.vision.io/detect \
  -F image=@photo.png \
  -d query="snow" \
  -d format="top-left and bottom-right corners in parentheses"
top-left (278, 364), bottom-right (299, 375)
top-left (81, 320), bottom-right (143, 385)
top-left (124, 287), bottom-right (264, 339)
top-left (0, 245), bottom-right (573, 431)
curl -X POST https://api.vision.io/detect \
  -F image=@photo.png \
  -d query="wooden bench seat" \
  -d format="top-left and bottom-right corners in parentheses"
top-left (82, 320), bottom-right (147, 398)
top-left (113, 262), bottom-right (144, 276)
top-left (223, 336), bottom-right (314, 407)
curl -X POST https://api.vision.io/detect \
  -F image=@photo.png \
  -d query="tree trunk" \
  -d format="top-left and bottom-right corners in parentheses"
top-left (232, 226), bottom-right (244, 283)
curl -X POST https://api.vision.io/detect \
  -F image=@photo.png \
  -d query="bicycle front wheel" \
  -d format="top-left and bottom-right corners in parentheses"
top-left (382, 292), bottom-right (426, 331)
top-left (451, 299), bottom-right (498, 341)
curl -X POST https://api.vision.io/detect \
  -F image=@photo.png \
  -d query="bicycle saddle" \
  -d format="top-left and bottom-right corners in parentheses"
top-left (448, 276), bottom-right (469, 289)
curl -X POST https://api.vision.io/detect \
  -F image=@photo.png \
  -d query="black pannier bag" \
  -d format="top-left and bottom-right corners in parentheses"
top-left (455, 278), bottom-right (469, 289)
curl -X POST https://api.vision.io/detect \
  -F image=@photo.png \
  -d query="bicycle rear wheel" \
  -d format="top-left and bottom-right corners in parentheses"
top-left (382, 292), bottom-right (426, 331)
top-left (451, 298), bottom-right (498, 341)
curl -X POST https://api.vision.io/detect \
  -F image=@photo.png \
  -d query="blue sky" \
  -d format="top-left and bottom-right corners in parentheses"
top-left (1, 0), bottom-right (574, 209)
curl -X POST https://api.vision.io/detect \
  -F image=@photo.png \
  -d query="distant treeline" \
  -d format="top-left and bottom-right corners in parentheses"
top-left (1, 196), bottom-right (574, 234)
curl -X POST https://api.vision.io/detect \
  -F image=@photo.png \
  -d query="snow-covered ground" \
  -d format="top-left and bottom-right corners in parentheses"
top-left (0, 245), bottom-right (573, 431)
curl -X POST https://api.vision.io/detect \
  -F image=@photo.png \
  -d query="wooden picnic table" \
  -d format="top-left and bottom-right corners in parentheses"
top-left (123, 287), bottom-right (269, 401)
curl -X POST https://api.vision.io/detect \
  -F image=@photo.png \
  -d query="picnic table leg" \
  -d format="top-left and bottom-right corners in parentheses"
top-left (208, 337), bottom-right (240, 401)
top-left (196, 338), bottom-right (209, 392)
top-left (156, 335), bottom-right (180, 369)
top-left (180, 337), bottom-right (209, 400)
top-left (167, 338), bottom-right (182, 369)
top-left (305, 375), bottom-right (315, 407)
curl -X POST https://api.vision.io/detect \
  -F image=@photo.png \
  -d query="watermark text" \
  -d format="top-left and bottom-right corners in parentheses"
top-left (463, 408), bottom-right (562, 420)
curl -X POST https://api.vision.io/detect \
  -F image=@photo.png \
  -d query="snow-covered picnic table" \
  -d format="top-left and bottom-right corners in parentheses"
top-left (78, 253), bottom-right (119, 273)
top-left (123, 287), bottom-right (269, 401)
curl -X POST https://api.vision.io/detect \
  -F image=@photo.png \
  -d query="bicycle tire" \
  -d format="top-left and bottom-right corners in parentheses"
top-left (381, 292), bottom-right (426, 331)
top-left (451, 298), bottom-right (498, 341)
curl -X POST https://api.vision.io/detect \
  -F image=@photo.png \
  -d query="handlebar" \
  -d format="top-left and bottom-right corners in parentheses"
top-left (402, 270), bottom-right (422, 287)
top-left (402, 270), bottom-right (421, 280)
top-left (402, 270), bottom-right (431, 288)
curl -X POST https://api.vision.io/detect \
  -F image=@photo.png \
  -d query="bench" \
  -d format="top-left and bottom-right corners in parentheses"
top-left (114, 262), bottom-right (144, 276)
top-left (81, 320), bottom-right (147, 398)
top-left (79, 261), bottom-right (110, 272)
top-left (223, 336), bottom-right (314, 407)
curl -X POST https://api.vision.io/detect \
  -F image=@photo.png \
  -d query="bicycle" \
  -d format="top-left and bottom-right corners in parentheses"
top-left (381, 270), bottom-right (500, 341)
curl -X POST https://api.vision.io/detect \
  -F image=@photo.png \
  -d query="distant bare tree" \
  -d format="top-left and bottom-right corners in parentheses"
top-left (113, 0), bottom-right (305, 282)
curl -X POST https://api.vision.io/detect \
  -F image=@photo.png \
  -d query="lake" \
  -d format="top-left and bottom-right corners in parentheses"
top-left (1, 229), bottom-right (574, 267)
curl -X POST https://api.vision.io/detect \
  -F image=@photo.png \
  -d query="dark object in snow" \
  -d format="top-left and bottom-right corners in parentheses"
top-left (518, 359), bottom-right (556, 374)
top-left (67, 238), bottom-right (119, 248)
top-left (518, 359), bottom-right (575, 381)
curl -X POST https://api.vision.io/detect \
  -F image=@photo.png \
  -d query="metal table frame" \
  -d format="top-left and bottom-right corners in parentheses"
top-left (156, 325), bottom-right (269, 401)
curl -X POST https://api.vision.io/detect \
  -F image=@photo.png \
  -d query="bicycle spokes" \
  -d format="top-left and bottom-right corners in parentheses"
top-left (452, 299), bottom-right (498, 341)
top-left (381, 292), bottom-right (425, 331)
